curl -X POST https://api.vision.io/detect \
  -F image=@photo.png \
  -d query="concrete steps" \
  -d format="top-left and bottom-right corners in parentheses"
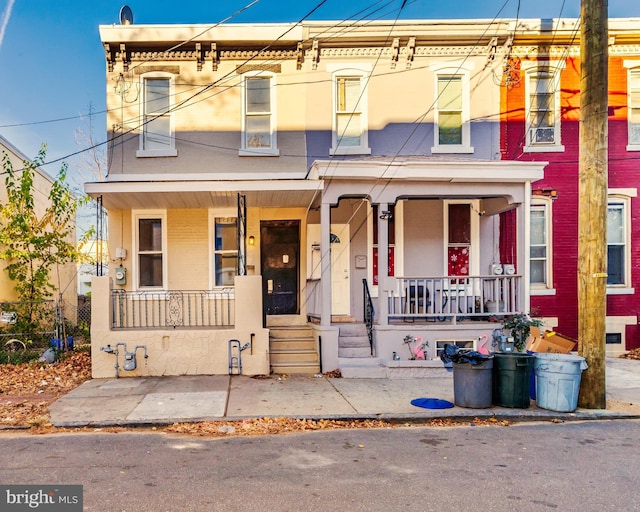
top-left (269, 325), bottom-right (320, 375)
top-left (338, 324), bottom-right (371, 358)
top-left (338, 324), bottom-right (386, 377)
top-left (338, 357), bottom-right (387, 378)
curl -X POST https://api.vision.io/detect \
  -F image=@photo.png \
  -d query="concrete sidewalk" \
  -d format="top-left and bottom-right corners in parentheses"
top-left (48, 357), bottom-right (640, 427)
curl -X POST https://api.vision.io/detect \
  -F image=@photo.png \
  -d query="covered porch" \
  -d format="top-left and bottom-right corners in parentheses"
top-left (307, 157), bottom-right (545, 372)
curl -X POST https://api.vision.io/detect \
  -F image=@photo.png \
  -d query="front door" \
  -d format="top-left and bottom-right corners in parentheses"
top-left (330, 224), bottom-right (350, 316)
top-left (261, 220), bottom-right (299, 316)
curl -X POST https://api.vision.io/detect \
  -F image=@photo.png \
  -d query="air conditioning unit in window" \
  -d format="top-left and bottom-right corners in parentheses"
top-left (530, 127), bottom-right (555, 144)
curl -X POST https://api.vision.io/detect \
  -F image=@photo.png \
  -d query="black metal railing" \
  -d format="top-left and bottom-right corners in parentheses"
top-left (362, 278), bottom-right (375, 353)
top-left (111, 289), bottom-right (234, 329)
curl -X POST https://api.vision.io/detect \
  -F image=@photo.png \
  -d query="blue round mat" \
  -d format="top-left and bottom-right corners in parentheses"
top-left (410, 398), bottom-right (455, 409)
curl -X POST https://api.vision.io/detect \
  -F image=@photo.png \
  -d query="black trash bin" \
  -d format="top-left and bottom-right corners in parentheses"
top-left (492, 353), bottom-right (534, 408)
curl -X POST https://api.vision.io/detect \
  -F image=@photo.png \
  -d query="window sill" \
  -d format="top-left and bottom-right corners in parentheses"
top-left (431, 145), bottom-right (474, 154)
top-left (330, 146), bottom-right (372, 156)
top-left (607, 287), bottom-right (635, 295)
top-left (239, 148), bottom-right (280, 157)
top-left (523, 144), bottom-right (565, 153)
top-left (626, 144), bottom-right (640, 151)
top-left (136, 149), bottom-right (178, 158)
top-left (530, 288), bottom-right (557, 296)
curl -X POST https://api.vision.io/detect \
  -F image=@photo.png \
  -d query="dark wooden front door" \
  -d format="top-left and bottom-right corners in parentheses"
top-left (261, 220), bottom-right (299, 316)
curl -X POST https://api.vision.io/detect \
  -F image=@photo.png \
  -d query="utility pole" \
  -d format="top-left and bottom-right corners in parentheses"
top-left (577, 0), bottom-right (608, 408)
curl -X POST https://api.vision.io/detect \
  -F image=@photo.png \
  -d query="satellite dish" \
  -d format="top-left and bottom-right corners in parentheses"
top-left (119, 5), bottom-right (134, 25)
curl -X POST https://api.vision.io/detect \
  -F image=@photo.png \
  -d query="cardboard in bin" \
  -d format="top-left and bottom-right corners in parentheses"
top-left (526, 327), bottom-right (576, 354)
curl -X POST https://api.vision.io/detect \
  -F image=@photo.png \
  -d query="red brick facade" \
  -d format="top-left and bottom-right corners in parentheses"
top-left (501, 54), bottom-right (640, 350)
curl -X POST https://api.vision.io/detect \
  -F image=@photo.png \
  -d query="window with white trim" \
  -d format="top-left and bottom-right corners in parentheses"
top-left (134, 211), bottom-right (167, 289)
top-left (330, 70), bottom-right (371, 155)
top-left (524, 64), bottom-right (564, 152)
top-left (429, 61), bottom-right (474, 154)
top-left (213, 216), bottom-right (238, 287)
top-left (530, 201), bottom-right (552, 288)
top-left (628, 66), bottom-right (640, 148)
top-left (241, 73), bottom-right (278, 156)
top-left (137, 75), bottom-right (177, 157)
top-left (607, 199), bottom-right (628, 286)
top-left (432, 73), bottom-right (473, 153)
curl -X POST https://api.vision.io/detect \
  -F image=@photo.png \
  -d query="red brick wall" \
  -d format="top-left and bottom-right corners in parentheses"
top-left (501, 56), bottom-right (640, 349)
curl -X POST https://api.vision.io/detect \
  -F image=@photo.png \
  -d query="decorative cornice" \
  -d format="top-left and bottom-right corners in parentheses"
top-left (511, 44), bottom-right (640, 58)
top-left (236, 63), bottom-right (282, 74)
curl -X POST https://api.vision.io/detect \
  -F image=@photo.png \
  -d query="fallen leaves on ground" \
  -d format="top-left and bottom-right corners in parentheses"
top-left (0, 351), bottom-right (91, 428)
top-left (620, 348), bottom-right (640, 360)
top-left (1, 352), bottom-right (515, 435)
top-left (165, 416), bottom-right (511, 438)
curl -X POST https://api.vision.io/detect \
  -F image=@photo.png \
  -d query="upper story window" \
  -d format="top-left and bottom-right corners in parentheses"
top-left (432, 72), bottom-right (473, 154)
top-left (530, 200), bottom-right (552, 289)
top-left (524, 62), bottom-right (565, 153)
top-left (137, 74), bottom-right (178, 158)
top-left (624, 62), bottom-right (640, 150)
top-left (329, 65), bottom-right (371, 156)
top-left (133, 210), bottom-right (167, 289)
top-left (240, 73), bottom-right (279, 156)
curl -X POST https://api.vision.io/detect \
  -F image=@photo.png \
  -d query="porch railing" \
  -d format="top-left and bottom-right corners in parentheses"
top-left (362, 278), bottom-right (375, 352)
top-left (387, 275), bottom-right (521, 323)
top-left (111, 289), bottom-right (234, 329)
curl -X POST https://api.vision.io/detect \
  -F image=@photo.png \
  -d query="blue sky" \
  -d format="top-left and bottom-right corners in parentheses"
top-left (0, 0), bottom-right (638, 182)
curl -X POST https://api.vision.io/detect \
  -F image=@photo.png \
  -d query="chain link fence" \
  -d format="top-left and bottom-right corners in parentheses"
top-left (0, 295), bottom-right (91, 351)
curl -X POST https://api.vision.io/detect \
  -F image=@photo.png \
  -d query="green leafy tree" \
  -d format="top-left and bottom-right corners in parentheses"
top-left (0, 146), bottom-right (91, 334)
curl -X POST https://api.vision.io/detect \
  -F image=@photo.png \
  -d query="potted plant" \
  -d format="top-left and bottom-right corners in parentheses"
top-left (502, 313), bottom-right (543, 352)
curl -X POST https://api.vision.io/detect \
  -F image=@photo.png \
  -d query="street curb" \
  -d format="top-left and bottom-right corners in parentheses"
top-left (46, 409), bottom-right (640, 430)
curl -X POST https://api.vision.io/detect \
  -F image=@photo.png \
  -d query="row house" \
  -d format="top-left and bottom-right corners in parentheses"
top-left (87, 18), bottom-right (548, 378)
top-left (0, 135), bottom-right (78, 341)
top-left (501, 18), bottom-right (640, 355)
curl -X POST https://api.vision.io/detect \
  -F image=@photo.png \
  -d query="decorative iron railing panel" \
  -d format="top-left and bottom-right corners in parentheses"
top-left (111, 289), bottom-right (234, 329)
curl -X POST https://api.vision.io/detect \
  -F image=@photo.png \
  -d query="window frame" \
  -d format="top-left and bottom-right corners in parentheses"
top-left (430, 64), bottom-right (474, 154)
top-left (329, 65), bottom-right (372, 156)
top-left (239, 71), bottom-right (279, 156)
top-left (443, 200), bottom-right (479, 277)
top-left (137, 73), bottom-right (178, 158)
top-left (208, 209), bottom-right (239, 289)
top-left (530, 198), bottom-right (554, 292)
top-left (523, 61), bottom-right (565, 153)
top-left (132, 210), bottom-right (168, 290)
top-left (606, 194), bottom-right (633, 291)
top-left (624, 61), bottom-right (640, 150)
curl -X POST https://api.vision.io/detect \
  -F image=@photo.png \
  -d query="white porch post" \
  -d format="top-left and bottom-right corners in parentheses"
top-left (520, 181), bottom-right (532, 313)
top-left (377, 202), bottom-right (389, 326)
top-left (320, 202), bottom-right (332, 326)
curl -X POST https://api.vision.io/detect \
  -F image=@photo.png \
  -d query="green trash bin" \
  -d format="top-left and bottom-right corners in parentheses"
top-left (492, 353), bottom-right (535, 408)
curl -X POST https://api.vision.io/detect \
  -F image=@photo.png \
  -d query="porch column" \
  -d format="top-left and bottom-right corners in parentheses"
top-left (520, 182), bottom-right (532, 313)
top-left (320, 202), bottom-right (332, 326)
top-left (377, 202), bottom-right (389, 326)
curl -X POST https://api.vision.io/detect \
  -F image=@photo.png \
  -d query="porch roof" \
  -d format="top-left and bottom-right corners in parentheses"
top-left (84, 179), bottom-right (323, 210)
top-left (310, 157), bottom-right (547, 182)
